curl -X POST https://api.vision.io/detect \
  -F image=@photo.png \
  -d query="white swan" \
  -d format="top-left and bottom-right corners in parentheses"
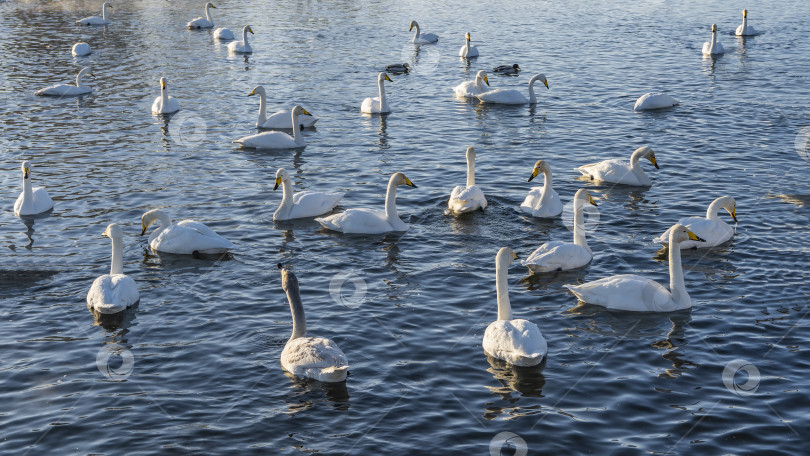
top-left (213, 27), bottom-right (234, 40)
top-left (453, 70), bottom-right (489, 98)
top-left (72, 42), bottom-right (91, 56)
top-left (273, 168), bottom-right (344, 221)
top-left (575, 146), bottom-right (659, 186)
top-left (227, 25), bottom-right (253, 53)
top-left (634, 92), bottom-right (679, 111)
top-left (448, 146), bottom-right (487, 214)
top-left (235, 106), bottom-right (311, 149)
top-left (141, 208), bottom-right (235, 255)
top-left (249, 86), bottom-right (318, 129)
top-left (14, 161), bottom-right (54, 216)
top-left (187, 2), bottom-right (216, 29)
top-left (279, 265), bottom-right (349, 382)
top-left (87, 223), bottom-right (139, 314)
top-left (476, 73), bottom-right (548, 105)
top-left (36, 67), bottom-right (93, 96)
top-left (565, 225), bottom-right (704, 312)
top-left (520, 160), bottom-right (562, 218)
top-left (653, 196), bottom-right (737, 249)
top-left (736, 9), bottom-right (756, 36)
top-left (361, 73), bottom-right (392, 114)
top-left (151, 77), bottom-right (180, 114)
top-left (316, 172), bottom-right (417, 234)
top-left (458, 32), bottom-right (479, 58)
top-left (482, 247), bottom-right (547, 366)
top-left (409, 20), bottom-right (438, 44)
top-left (702, 24), bottom-right (725, 55)
top-left (77, 2), bottom-right (112, 26)
top-left (523, 189), bottom-right (598, 273)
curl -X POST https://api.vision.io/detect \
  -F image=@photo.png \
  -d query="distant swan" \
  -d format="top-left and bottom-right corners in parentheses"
top-left (634, 92), bottom-right (679, 111)
top-left (448, 146), bottom-right (487, 214)
top-left (36, 67), bottom-right (93, 96)
top-left (227, 25), bottom-right (253, 53)
top-left (187, 2), bottom-right (216, 29)
top-left (77, 2), bottom-right (112, 26)
top-left (14, 161), bottom-right (54, 216)
top-left (409, 20), bottom-right (438, 44)
top-left (476, 73), bottom-right (548, 105)
top-left (361, 73), bottom-right (392, 114)
top-left (151, 77), bottom-right (180, 114)
top-left (249, 85), bottom-right (318, 129)
top-left (736, 9), bottom-right (756, 36)
top-left (575, 145), bottom-right (659, 186)
top-left (273, 168), bottom-right (344, 221)
top-left (234, 106), bottom-right (311, 149)
top-left (72, 42), bottom-right (91, 56)
top-left (213, 27), bottom-right (234, 40)
top-left (141, 208), bottom-right (235, 254)
top-left (653, 196), bottom-right (737, 249)
top-left (520, 159), bottom-right (562, 218)
top-left (453, 70), bottom-right (489, 98)
top-left (458, 32), bottom-right (479, 58)
top-left (87, 224), bottom-right (139, 314)
top-left (702, 24), bottom-right (725, 55)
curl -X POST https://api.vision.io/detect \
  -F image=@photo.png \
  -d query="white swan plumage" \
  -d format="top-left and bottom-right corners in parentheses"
top-left (453, 70), bottom-right (489, 98)
top-left (227, 25), bottom-right (253, 53)
top-left (482, 247), bottom-right (547, 366)
top-left (72, 42), bottom-right (91, 56)
top-left (575, 146), bottom-right (659, 186)
top-left (448, 146), bottom-right (487, 214)
top-left (249, 86), bottom-right (318, 129)
top-left (316, 172), bottom-right (417, 234)
top-left (151, 77), bottom-right (180, 114)
top-left (235, 106), bottom-right (311, 149)
top-left (653, 196), bottom-right (737, 249)
top-left (565, 225), bottom-right (705, 312)
top-left (702, 24), bottom-right (725, 55)
top-left (634, 92), bottom-right (679, 111)
top-left (141, 208), bottom-right (235, 255)
top-left (736, 9), bottom-right (756, 36)
top-left (361, 73), bottom-right (392, 114)
top-left (458, 32), bottom-right (479, 58)
top-left (14, 161), bottom-right (54, 216)
top-left (213, 27), bottom-right (234, 40)
top-left (409, 20), bottom-right (438, 44)
top-left (273, 168), bottom-right (344, 221)
top-left (187, 2), bottom-right (216, 29)
top-left (87, 223), bottom-right (140, 314)
top-left (36, 67), bottom-right (93, 96)
top-left (520, 159), bottom-right (562, 218)
top-left (77, 2), bottom-right (112, 26)
top-left (476, 73), bottom-right (548, 105)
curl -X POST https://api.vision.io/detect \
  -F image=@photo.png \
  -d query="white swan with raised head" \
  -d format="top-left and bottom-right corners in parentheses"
top-left (702, 24), bottom-right (725, 55)
top-left (453, 70), bottom-right (489, 98)
top-left (520, 160), bottom-right (562, 218)
top-left (87, 224), bottom-right (139, 314)
top-left (653, 196), bottom-right (737, 249)
top-left (273, 168), bottom-right (344, 221)
top-left (249, 86), bottom-right (318, 129)
top-left (575, 146), bottom-right (659, 186)
top-left (227, 25), bottom-right (253, 53)
top-left (77, 2), bottom-right (112, 26)
top-left (36, 67), bottom-right (93, 96)
top-left (361, 73), bottom-right (392, 114)
top-left (187, 2), bottom-right (216, 29)
top-left (476, 73), bottom-right (548, 105)
top-left (458, 32), bottom-right (479, 58)
top-left (736, 9), bottom-right (756, 36)
top-left (151, 77), bottom-right (181, 114)
top-left (235, 106), bottom-right (311, 149)
top-left (409, 20), bottom-right (438, 44)
top-left (448, 146), bottom-right (487, 214)
top-left (14, 161), bottom-right (54, 216)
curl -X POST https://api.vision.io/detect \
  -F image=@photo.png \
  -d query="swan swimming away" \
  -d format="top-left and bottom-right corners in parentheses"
top-left (702, 24), bottom-right (725, 55)
top-left (213, 27), bottom-right (234, 40)
top-left (409, 20), bottom-right (438, 44)
top-left (520, 159), bottom-right (562, 218)
top-left (565, 225), bottom-right (705, 312)
top-left (523, 189), bottom-right (598, 273)
top-left (77, 2), bottom-right (112, 26)
top-left (36, 67), bottom-right (93, 96)
top-left (227, 25), bottom-right (254, 53)
top-left (634, 92), bottom-right (679, 111)
top-left (458, 32), bottom-right (479, 58)
top-left (476, 73), bottom-right (548, 105)
top-left (273, 168), bottom-right (344, 221)
top-left (72, 42), bottom-right (91, 56)
top-left (278, 265), bottom-right (349, 382)
top-left (361, 73), bottom-right (392, 114)
top-left (453, 70), bottom-right (489, 98)
top-left (575, 145), bottom-right (659, 186)
top-left (151, 77), bottom-right (180, 114)
top-left (235, 106), bottom-right (311, 149)
top-left (141, 209), bottom-right (235, 255)
top-left (187, 2), bottom-right (216, 29)
top-left (316, 172), bottom-right (417, 234)
top-left (448, 146), bottom-right (487, 214)
top-left (482, 247), bottom-right (547, 366)
top-left (14, 161), bottom-right (54, 216)
top-left (493, 64), bottom-right (520, 74)
top-left (385, 63), bottom-right (410, 74)
top-left (87, 224), bottom-right (140, 314)
top-left (736, 9), bottom-right (756, 36)
top-left (653, 196), bottom-right (737, 249)
top-left (249, 86), bottom-right (318, 129)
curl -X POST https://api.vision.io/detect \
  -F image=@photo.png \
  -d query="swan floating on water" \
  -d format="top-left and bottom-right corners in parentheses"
top-left (273, 168), bottom-right (344, 221)
top-left (448, 146), bottom-right (487, 214)
top-left (385, 63), bottom-right (410, 74)
top-left (409, 20), bottom-right (438, 44)
top-left (493, 64), bottom-right (520, 74)
top-left (227, 25), bottom-right (253, 53)
top-left (702, 24), bottom-right (725, 55)
top-left (458, 32), bottom-right (479, 58)
top-left (249, 86), bottom-right (318, 129)
top-left (14, 161), bottom-right (54, 216)
top-left (141, 208), bottom-right (235, 255)
top-left (476, 73), bottom-right (548, 105)
top-left (213, 27), bottom-right (234, 40)
top-left (36, 67), bottom-right (93, 96)
top-left (482, 247), bottom-right (547, 366)
top-left (565, 225), bottom-right (705, 312)
top-left (77, 2), bottom-right (112, 26)
top-left (235, 106), bottom-right (311, 149)
top-left (653, 196), bottom-right (737, 249)
top-left (151, 77), bottom-right (180, 114)
top-left (87, 223), bottom-right (140, 314)
top-left (187, 2), bottom-right (216, 29)
top-left (316, 172), bottom-right (417, 234)
top-left (575, 145), bottom-right (659, 186)
top-left (72, 42), bottom-right (91, 56)
top-left (279, 265), bottom-right (349, 382)
top-left (361, 73), bottom-right (392, 114)
top-left (634, 92), bottom-right (679, 111)
top-left (735, 9), bottom-right (756, 36)
top-left (520, 159), bottom-right (562, 218)
top-left (453, 70), bottom-right (489, 98)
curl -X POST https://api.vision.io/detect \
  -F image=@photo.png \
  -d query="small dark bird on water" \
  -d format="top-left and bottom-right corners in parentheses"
top-left (493, 64), bottom-right (520, 74)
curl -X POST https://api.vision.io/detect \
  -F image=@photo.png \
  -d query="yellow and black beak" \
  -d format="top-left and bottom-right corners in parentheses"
top-left (140, 222), bottom-right (147, 236)
top-left (743, 9), bottom-right (747, 18)
top-left (23, 167), bottom-right (29, 179)
top-left (409, 23), bottom-right (414, 31)
top-left (248, 26), bottom-right (254, 34)
top-left (730, 208), bottom-right (738, 222)
top-left (248, 89), bottom-right (256, 96)
top-left (210, 4), bottom-right (217, 8)
top-left (650, 155), bottom-right (659, 169)
top-left (511, 251), bottom-right (518, 260)
top-left (466, 32), bottom-right (471, 41)
top-left (484, 75), bottom-right (489, 86)
top-left (273, 177), bottom-right (282, 191)
top-left (686, 230), bottom-right (706, 242)
top-left (589, 193), bottom-right (598, 206)
top-left (528, 168), bottom-right (539, 182)
top-left (161, 79), bottom-right (166, 89)
top-left (542, 79), bottom-right (549, 89)
top-left (301, 108), bottom-right (311, 116)
top-left (384, 74), bottom-right (392, 82)
top-left (103, 227), bottom-right (111, 237)
top-left (405, 177), bottom-right (417, 188)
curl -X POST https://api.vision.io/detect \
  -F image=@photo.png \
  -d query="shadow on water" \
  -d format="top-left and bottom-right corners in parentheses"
top-left (482, 356), bottom-right (546, 421)
top-left (16, 211), bottom-right (53, 249)
top-left (282, 370), bottom-right (350, 413)
top-left (89, 301), bottom-right (140, 332)
top-left (519, 267), bottom-right (590, 291)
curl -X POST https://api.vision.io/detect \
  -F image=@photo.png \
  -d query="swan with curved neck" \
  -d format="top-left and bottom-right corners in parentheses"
top-left (448, 146), bottom-right (487, 214)
top-left (702, 24), bottom-right (725, 55)
top-left (523, 189), bottom-right (599, 273)
top-left (273, 168), bottom-right (344, 221)
top-left (361, 73), bottom-right (392, 113)
top-left (409, 20), bottom-right (438, 44)
top-left (249, 86), bottom-right (318, 129)
top-left (187, 2), bottom-right (216, 29)
top-left (87, 223), bottom-right (140, 314)
top-left (77, 2), bottom-right (112, 26)
top-left (482, 247), bottom-right (547, 366)
top-left (141, 208), bottom-right (235, 255)
top-left (575, 145), bottom-right (659, 186)
top-left (476, 73), bottom-right (548, 105)
top-left (316, 172), bottom-right (417, 234)
top-left (151, 77), bottom-right (180, 114)
top-left (36, 67), bottom-right (93, 96)
top-left (14, 161), bottom-right (54, 216)
top-left (235, 106), bottom-right (310, 149)
top-left (227, 25), bottom-right (254, 53)
top-left (520, 159), bottom-right (563, 218)
top-left (653, 196), bottom-right (738, 249)
top-left (453, 70), bottom-right (489, 98)
top-left (458, 32), bottom-right (479, 58)
top-left (736, 9), bottom-right (756, 36)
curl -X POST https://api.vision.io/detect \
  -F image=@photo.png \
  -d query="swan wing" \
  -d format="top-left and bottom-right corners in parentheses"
top-left (235, 131), bottom-right (299, 149)
top-left (282, 336), bottom-right (349, 382)
top-left (565, 274), bottom-right (680, 311)
top-left (448, 185), bottom-right (487, 213)
top-left (316, 208), bottom-right (396, 234)
top-left (261, 110), bottom-right (318, 129)
top-left (87, 274), bottom-right (139, 313)
top-left (151, 221), bottom-right (234, 254)
top-left (476, 89), bottom-right (528, 105)
top-left (287, 191), bottom-right (344, 219)
top-left (519, 186), bottom-right (562, 217)
top-left (213, 27), bottom-right (234, 40)
top-left (483, 319), bottom-right (547, 366)
top-left (523, 241), bottom-right (592, 272)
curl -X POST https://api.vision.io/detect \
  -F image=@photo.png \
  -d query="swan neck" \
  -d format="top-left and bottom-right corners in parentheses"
top-left (528, 79), bottom-right (537, 104)
top-left (710, 29), bottom-right (717, 49)
top-left (466, 155), bottom-right (475, 187)
top-left (242, 27), bottom-right (249, 44)
top-left (706, 199), bottom-right (722, 220)
top-left (286, 282), bottom-right (307, 340)
top-left (378, 77), bottom-right (387, 108)
top-left (495, 259), bottom-right (512, 320)
top-left (110, 233), bottom-right (123, 275)
top-left (741, 16), bottom-right (748, 31)
top-left (290, 110), bottom-right (302, 142)
top-left (77, 72), bottom-right (87, 88)
top-left (101, 4), bottom-right (107, 20)
top-left (205, 4), bottom-right (212, 21)
top-left (668, 235), bottom-right (689, 305)
top-left (573, 200), bottom-right (590, 252)
top-left (412, 23), bottom-right (420, 40)
top-left (384, 176), bottom-right (401, 225)
top-left (160, 83), bottom-right (168, 104)
top-left (539, 169), bottom-right (553, 204)
top-left (279, 179), bottom-right (294, 212)
top-left (257, 91), bottom-right (267, 125)
top-left (22, 171), bottom-right (33, 202)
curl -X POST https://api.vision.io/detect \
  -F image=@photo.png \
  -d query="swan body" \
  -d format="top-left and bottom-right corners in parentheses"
top-left (653, 196), bottom-right (737, 249)
top-left (736, 9), bottom-right (756, 36)
top-left (141, 208), bottom-right (234, 254)
top-left (523, 189), bottom-right (598, 273)
top-left (385, 63), bottom-right (410, 74)
top-left (316, 172), bottom-right (417, 234)
top-left (409, 20), bottom-right (438, 44)
top-left (249, 86), bottom-right (318, 129)
top-left (273, 168), bottom-right (344, 220)
top-left (36, 67), bottom-right (93, 96)
top-left (482, 248), bottom-right (547, 366)
top-left (634, 92), bottom-right (679, 111)
top-left (14, 161), bottom-right (54, 216)
top-left (87, 224), bottom-right (139, 314)
top-left (187, 2), bottom-right (216, 29)
top-left (702, 24), bottom-right (725, 55)
top-left (453, 70), bottom-right (489, 98)
top-left (476, 73), bottom-right (548, 105)
top-left (72, 42), bottom-right (91, 56)
top-left (361, 73), bottom-right (392, 114)
top-left (575, 146), bottom-right (659, 186)
top-left (151, 77), bottom-right (180, 114)
top-left (227, 25), bottom-right (253, 53)
top-left (458, 32), bottom-right (479, 58)
top-left (520, 159), bottom-right (562, 218)
top-left (448, 146), bottom-right (487, 214)
top-left (235, 106), bottom-right (310, 149)
top-left (279, 265), bottom-right (348, 382)
top-left (565, 225), bottom-right (704, 312)
top-left (77, 2), bottom-right (112, 26)
top-left (213, 27), bottom-right (234, 40)
top-left (493, 64), bottom-right (520, 74)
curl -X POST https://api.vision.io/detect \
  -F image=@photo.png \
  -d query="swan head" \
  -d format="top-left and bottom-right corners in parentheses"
top-left (21, 161), bottom-right (31, 179)
top-left (711, 24), bottom-right (717, 33)
top-left (245, 25), bottom-right (254, 34)
top-left (248, 85), bottom-right (266, 97)
top-left (391, 172), bottom-right (417, 189)
top-left (103, 223), bottom-right (123, 240)
top-left (530, 73), bottom-right (549, 89)
top-left (574, 188), bottom-right (598, 207)
top-left (670, 224), bottom-right (706, 245)
top-left (496, 247), bottom-right (518, 269)
top-left (78, 67), bottom-right (94, 79)
top-left (379, 72), bottom-right (392, 83)
top-left (528, 160), bottom-right (551, 182)
top-left (206, 2), bottom-right (216, 8)
top-left (103, 2), bottom-right (112, 10)
top-left (291, 105), bottom-right (311, 118)
top-left (159, 77), bottom-right (168, 89)
top-left (465, 146), bottom-right (476, 162)
top-left (409, 20), bottom-right (418, 31)
top-left (278, 263), bottom-right (300, 295)
top-left (743, 9), bottom-right (748, 18)
top-left (141, 209), bottom-right (169, 235)
top-left (634, 146), bottom-right (659, 169)
top-left (465, 32), bottom-right (471, 42)
top-left (475, 70), bottom-right (489, 86)
top-left (718, 196), bottom-right (738, 222)
top-left (274, 168), bottom-right (290, 190)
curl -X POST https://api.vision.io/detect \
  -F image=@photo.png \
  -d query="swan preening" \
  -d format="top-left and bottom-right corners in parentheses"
top-left (235, 106), bottom-right (311, 149)
top-left (316, 172), bottom-right (417, 234)
top-left (187, 2), bottom-right (216, 29)
top-left (458, 32), bottom-right (479, 58)
top-left (575, 145), bottom-right (659, 186)
top-left (702, 24), bottom-right (725, 55)
top-left (448, 146), bottom-right (487, 214)
top-left (565, 225), bottom-right (705, 312)
top-left (72, 42), bottom-right (91, 56)
top-left (227, 25), bottom-right (254, 53)
top-left (14, 161), bottom-right (54, 216)
top-left (87, 223), bottom-right (140, 314)
top-left (453, 70), bottom-right (489, 98)
top-left (279, 265), bottom-right (349, 382)
top-left (36, 67), bottom-right (93, 96)
top-left (141, 209), bottom-right (235, 255)
top-left (273, 168), bottom-right (344, 221)
top-left (482, 247), bottom-right (547, 366)
top-left (520, 160), bottom-right (562, 218)
top-left (361, 73), bottom-right (392, 114)
top-left (409, 20), bottom-right (438, 44)
top-left (151, 77), bottom-right (181, 114)
top-left (653, 196), bottom-right (737, 249)
top-left (634, 92), bottom-right (679, 111)
top-left (77, 2), bottom-right (112, 26)
top-left (249, 86), bottom-right (318, 129)
top-left (736, 9), bottom-right (756, 36)
top-left (523, 189), bottom-right (598, 273)
top-left (476, 73), bottom-right (548, 105)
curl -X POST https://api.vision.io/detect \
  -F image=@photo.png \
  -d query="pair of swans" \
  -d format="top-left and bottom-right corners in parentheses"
top-left (87, 224), bottom-right (139, 314)
top-left (448, 146), bottom-right (487, 214)
top-left (235, 106), bottom-right (311, 149)
top-left (227, 26), bottom-right (253, 53)
top-left (654, 196), bottom-right (737, 248)
top-left (361, 73), bottom-right (392, 114)
top-left (151, 77), bottom-right (180, 114)
top-left (273, 168), bottom-right (344, 221)
top-left (454, 70), bottom-right (489, 98)
top-left (249, 86), bottom-right (318, 129)
top-left (458, 32), bottom-right (479, 58)
top-left (36, 67), bottom-right (93, 96)
top-left (141, 209), bottom-right (235, 255)
top-left (453, 71), bottom-right (549, 104)
top-left (72, 42), bottom-right (91, 56)
top-left (702, 24), bottom-right (725, 56)
top-left (576, 145), bottom-right (659, 186)
top-left (187, 2), bottom-right (216, 28)
top-left (77, 2), bottom-right (112, 26)
top-left (409, 20), bottom-right (438, 44)
top-left (14, 161), bottom-right (54, 216)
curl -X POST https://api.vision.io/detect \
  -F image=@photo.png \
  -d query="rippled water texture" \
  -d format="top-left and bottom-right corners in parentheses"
top-left (2, 0), bottom-right (810, 454)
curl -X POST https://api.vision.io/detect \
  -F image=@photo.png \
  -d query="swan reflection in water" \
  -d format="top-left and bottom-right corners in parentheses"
top-left (483, 355), bottom-right (546, 421)
top-left (282, 370), bottom-right (350, 413)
